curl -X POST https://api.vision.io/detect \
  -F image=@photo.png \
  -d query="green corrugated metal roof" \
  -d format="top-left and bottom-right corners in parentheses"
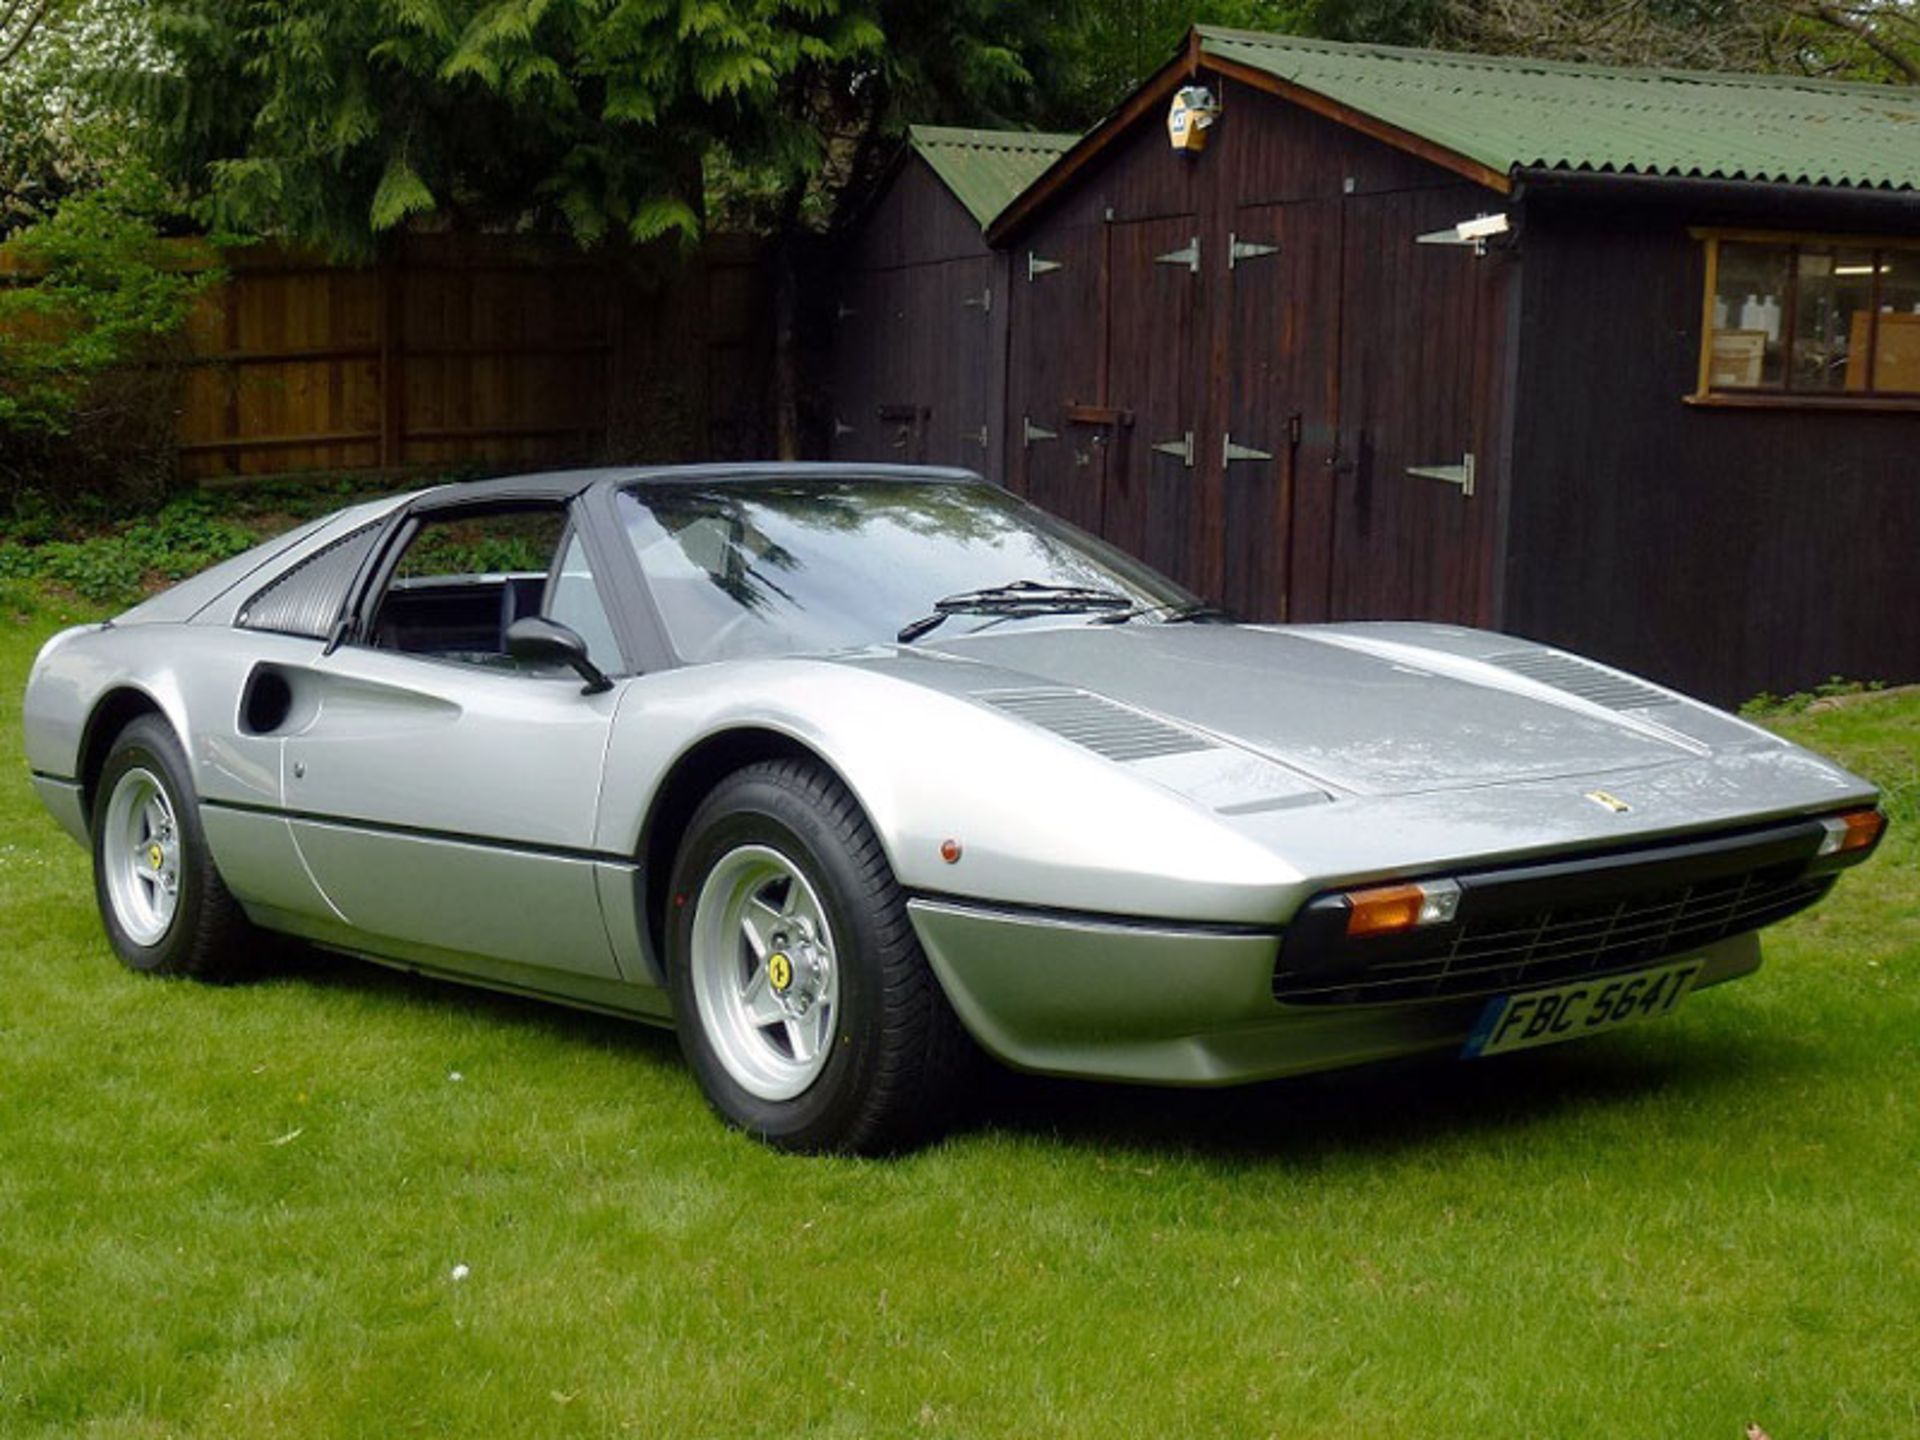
top-left (1199, 26), bottom-right (1920, 191)
top-left (908, 125), bottom-right (1079, 226)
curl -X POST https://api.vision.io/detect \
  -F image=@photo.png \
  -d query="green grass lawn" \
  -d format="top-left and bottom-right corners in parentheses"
top-left (1, 587), bottom-right (1915, 1440)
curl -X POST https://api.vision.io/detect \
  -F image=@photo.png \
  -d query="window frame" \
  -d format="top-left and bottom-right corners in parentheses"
top-left (1691, 227), bottom-right (1920, 412)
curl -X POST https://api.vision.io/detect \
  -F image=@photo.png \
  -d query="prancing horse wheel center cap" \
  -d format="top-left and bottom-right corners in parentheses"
top-left (768, 951), bottom-right (794, 994)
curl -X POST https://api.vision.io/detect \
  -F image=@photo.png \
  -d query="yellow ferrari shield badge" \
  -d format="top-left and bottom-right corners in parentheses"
top-left (768, 952), bottom-right (793, 994)
top-left (148, 843), bottom-right (165, 870)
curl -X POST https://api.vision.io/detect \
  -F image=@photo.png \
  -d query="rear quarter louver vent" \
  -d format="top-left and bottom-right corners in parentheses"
top-left (1486, 650), bottom-right (1673, 711)
top-left (979, 689), bottom-right (1214, 762)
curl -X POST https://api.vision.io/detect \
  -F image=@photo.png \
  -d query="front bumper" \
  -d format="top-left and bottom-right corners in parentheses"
top-left (906, 812), bottom-right (1878, 1086)
top-left (30, 774), bottom-right (89, 847)
top-left (909, 897), bottom-right (1761, 1085)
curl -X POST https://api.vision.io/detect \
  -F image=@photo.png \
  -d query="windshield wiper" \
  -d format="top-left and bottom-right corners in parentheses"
top-left (897, 580), bottom-right (1134, 644)
top-left (1087, 600), bottom-right (1230, 627)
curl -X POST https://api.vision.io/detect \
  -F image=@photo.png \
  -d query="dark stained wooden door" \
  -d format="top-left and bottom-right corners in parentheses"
top-left (1222, 198), bottom-right (1345, 622)
top-left (828, 265), bottom-right (916, 462)
top-left (1328, 188), bottom-right (1508, 624)
top-left (1103, 216), bottom-right (1203, 589)
top-left (928, 255), bottom-right (997, 466)
top-left (1006, 226), bottom-right (1107, 532)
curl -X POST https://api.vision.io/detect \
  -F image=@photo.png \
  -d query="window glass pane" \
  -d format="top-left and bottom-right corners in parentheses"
top-left (371, 507), bottom-right (567, 669)
top-left (619, 480), bottom-right (1192, 665)
top-left (1791, 247), bottom-right (1875, 392)
top-left (393, 509), bottom-right (562, 583)
top-left (1710, 242), bottom-right (1788, 389)
top-left (547, 533), bottom-right (622, 672)
top-left (1875, 251), bottom-right (1920, 394)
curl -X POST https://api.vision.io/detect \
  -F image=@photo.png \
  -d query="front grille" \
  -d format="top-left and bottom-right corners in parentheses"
top-left (1274, 863), bottom-right (1832, 1007)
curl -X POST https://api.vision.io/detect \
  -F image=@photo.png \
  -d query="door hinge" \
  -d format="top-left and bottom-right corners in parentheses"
top-left (835, 303), bottom-right (856, 320)
top-left (1154, 236), bottom-right (1201, 274)
top-left (1407, 453), bottom-right (1476, 497)
top-left (1286, 413), bottom-right (1304, 446)
top-left (964, 425), bottom-right (989, 448)
top-left (1027, 253), bottom-right (1063, 281)
top-left (963, 287), bottom-right (992, 314)
top-left (1023, 416), bottom-right (1059, 447)
top-left (1152, 432), bottom-right (1196, 467)
top-left (1223, 433), bottom-right (1274, 464)
top-left (832, 418), bottom-right (855, 438)
top-left (1228, 235), bottom-right (1280, 269)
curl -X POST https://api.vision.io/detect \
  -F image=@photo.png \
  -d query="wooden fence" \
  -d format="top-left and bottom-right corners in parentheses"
top-left (5, 232), bottom-right (774, 482)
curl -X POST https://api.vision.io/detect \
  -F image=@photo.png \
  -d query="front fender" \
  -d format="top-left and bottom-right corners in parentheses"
top-left (596, 659), bottom-right (1302, 926)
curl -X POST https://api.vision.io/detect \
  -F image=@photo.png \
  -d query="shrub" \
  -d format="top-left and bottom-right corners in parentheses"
top-left (0, 165), bottom-right (221, 508)
top-left (0, 490), bottom-right (256, 607)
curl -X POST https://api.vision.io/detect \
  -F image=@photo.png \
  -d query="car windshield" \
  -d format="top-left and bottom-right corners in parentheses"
top-left (618, 479), bottom-right (1197, 664)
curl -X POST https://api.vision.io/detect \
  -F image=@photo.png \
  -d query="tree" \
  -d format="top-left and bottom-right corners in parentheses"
top-left (0, 0), bottom-right (155, 235)
top-left (1432, 0), bottom-right (1920, 82)
top-left (109, 1), bottom-right (1076, 258)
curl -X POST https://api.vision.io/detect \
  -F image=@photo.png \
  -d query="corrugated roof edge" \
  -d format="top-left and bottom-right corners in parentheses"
top-left (1196, 25), bottom-right (1920, 192)
top-left (906, 125), bottom-right (1080, 227)
top-left (908, 125), bottom-right (1080, 153)
top-left (1519, 159), bottom-right (1915, 191)
top-left (1194, 24), bottom-right (1920, 100)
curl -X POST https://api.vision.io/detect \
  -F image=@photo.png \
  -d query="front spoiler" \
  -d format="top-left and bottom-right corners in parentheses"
top-left (907, 895), bottom-right (1764, 1086)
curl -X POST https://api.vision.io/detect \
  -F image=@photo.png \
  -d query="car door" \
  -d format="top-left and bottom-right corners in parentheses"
top-left (279, 498), bottom-right (627, 979)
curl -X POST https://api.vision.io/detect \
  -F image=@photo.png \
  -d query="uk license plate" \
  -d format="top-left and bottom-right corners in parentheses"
top-left (1462, 960), bottom-right (1704, 1059)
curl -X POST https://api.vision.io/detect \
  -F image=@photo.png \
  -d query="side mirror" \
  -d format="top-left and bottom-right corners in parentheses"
top-left (505, 616), bottom-right (614, 695)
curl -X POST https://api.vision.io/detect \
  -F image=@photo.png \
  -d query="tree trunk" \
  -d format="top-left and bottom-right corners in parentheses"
top-left (772, 231), bottom-right (802, 461)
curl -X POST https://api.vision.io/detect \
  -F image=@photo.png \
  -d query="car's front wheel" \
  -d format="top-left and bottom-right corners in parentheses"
top-left (91, 715), bottom-right (260, 981)
top-left (667, 759), bottom-right (972, 1153)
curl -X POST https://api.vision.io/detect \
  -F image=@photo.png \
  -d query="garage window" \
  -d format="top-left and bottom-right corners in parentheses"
top-left (1696, 232), bottom-right (1920, 402)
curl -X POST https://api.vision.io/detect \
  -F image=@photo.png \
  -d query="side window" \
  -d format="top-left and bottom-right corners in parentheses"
top-left (547, 531), bottom-right (621, 673)
top-left (366, 506), bottom-right (622, 674)
top-left (238, 523), bottom-right (382, 639)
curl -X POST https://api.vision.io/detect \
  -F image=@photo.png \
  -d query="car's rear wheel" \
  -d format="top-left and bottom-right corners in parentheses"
top-left (667, 759), bottom-right (972, 1153)
top-left (91, 716), bottom-right (260, 981)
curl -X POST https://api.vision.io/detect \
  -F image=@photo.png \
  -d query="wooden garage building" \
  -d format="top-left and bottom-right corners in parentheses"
top-left (829, 126), bottom-right (1074, 480)
top-left (839, 28), bottom-right (1920, 704)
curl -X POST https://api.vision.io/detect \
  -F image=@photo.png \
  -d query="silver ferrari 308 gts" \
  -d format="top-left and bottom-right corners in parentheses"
top-left (22, 465), bottom-right (1885, 1151)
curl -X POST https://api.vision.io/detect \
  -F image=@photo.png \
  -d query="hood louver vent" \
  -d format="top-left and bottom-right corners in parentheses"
top-left (1486, 650), bottom-right (1673, 711)
top-left (980, 688), bottom-right (1214, 762)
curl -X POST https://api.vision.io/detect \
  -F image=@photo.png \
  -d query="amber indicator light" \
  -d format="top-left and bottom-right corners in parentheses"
top-left (1344, 883), bottom-right (1427, 938)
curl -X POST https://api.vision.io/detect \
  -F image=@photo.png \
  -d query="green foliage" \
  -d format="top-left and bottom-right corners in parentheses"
top-left (0, 492), bottom-right (257, 605)
top-left (1739, 676), bottom-right (1891, 719)
top-left (0, 165), bottom-right (218, 444)
top-left (114, 0), bottom-right (916, 257)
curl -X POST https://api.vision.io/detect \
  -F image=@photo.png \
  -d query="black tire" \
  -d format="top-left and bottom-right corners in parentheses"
top-left (666, 759), bottom-right (974, 1154)
top-left (90, 715), bottom-right (262, 981)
